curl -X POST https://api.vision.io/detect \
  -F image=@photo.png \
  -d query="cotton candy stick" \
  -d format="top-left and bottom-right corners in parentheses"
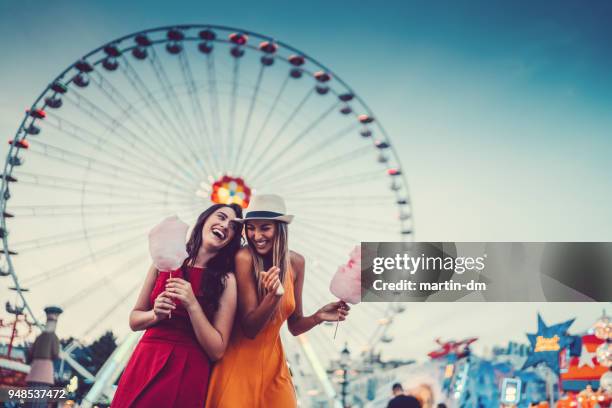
top-left (329, 245), bottom-right (362, 339)
top-left (168, 270), bottom-right (172, 320)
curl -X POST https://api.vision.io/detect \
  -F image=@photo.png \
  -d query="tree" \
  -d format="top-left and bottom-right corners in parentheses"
top-left (89, 331), bottom-right (117, 373)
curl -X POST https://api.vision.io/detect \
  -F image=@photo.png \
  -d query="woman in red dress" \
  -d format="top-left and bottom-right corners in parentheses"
top-left (111, 204), bottom-right (243, 408)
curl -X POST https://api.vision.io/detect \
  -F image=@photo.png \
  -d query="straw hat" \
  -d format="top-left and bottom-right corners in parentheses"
top-left (237, 194), bottom-right (293, 224)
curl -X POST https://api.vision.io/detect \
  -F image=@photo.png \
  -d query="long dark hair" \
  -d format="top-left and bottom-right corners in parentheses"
top-left (180, 203), bottom-right (243, 314)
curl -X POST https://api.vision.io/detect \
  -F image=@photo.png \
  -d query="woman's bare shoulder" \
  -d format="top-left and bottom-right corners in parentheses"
top-left (235, 247), bottom-right (252, 264)
top-left (289, 250), bottom-right (304, 266)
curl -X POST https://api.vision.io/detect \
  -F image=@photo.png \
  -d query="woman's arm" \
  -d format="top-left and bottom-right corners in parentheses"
top-left (166, 274), bottom-right (237, 361)
top-left (129, 264), bottom-right (176, 331)
top-left (235, 248), bottom-right (283, 339)
top-left (287, 251), bottom-right (349, 336)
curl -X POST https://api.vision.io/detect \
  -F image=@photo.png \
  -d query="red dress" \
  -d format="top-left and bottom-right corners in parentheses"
top-left (111, 266), bottom-right (211, 408)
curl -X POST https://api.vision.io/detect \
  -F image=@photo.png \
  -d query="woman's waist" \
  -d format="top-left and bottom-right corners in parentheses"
top-left (229, 321), bottom-right (284, 347)
top-left (142, 323), bottom-right (201, 347)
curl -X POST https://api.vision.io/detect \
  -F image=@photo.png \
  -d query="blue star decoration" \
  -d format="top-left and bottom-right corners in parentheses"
top-left (522, 314), bottom-right (575, 374)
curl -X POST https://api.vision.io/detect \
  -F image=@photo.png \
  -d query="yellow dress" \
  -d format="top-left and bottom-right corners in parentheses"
top-left (205, 266), bottom-right (297, 408)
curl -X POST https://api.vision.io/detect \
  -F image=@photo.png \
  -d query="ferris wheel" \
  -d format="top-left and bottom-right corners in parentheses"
top-left (0, 24), bottom-right (413, 375)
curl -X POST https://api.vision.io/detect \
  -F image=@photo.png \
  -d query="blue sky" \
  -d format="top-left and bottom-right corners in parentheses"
top-left (0, 0), bottom-right (610, 360)
top-left (1, 0), bottom-right (611, 240)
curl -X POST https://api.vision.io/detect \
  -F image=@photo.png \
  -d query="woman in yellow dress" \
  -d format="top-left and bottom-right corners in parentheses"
top-left (205, 194), bottom-right (349, 407)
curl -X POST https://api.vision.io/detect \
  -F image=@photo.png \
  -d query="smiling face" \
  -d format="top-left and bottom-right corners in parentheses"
top-left (246, 220), bottom-right (277, 255)
top-left (202, 207), bottom-right (240, 251)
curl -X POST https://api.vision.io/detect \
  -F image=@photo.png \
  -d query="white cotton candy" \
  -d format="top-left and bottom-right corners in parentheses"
top-left (148, 215), bottom-right (189, 271)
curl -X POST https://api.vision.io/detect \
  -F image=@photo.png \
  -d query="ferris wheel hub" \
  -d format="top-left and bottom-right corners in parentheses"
top-left (201, 174), bottom-right (252, 208)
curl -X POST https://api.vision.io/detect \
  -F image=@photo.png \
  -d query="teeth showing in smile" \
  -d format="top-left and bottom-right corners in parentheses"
top-left (255, 241), bottom-right (267, 249)
top-left (212, 228), bottom-right (226, 240)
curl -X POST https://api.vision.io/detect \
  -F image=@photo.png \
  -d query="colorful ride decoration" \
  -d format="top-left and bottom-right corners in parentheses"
top-left (209, 175), bottom-right (251, 208)
top-left (427, 337), bottom-right (478, 360)
top-left (561, 334), bottom-right (609, 391)
top-left (523, 314), bottom-right (575, 374)
top-left (0, 305), bottom-right (35, 387)
top-left (559, 310), bottom-right (612, 405)
top-left (0, 306), bottom-right (34, 359)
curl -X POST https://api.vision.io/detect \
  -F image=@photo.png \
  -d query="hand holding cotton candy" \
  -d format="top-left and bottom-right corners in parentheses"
top-left (329, 245), bottom-right (361, 338)
top-left (148, 215), bottom-right (189, 271)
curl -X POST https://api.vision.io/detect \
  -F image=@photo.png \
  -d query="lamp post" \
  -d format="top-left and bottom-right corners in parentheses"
top-left (340, 343), bottom-right (351, 408)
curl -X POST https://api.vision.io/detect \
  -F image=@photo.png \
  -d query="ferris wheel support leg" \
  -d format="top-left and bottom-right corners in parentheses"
top-left (296, 334), bottom-right (343, 408)
top-left (59, 351), bottom-right (95, 382)
top-left (80, 331), bottom-right (142, 408)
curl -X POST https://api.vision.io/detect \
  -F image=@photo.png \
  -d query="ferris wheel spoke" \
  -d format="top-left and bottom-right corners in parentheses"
top-left (225, 56), bottom-right (241, 167)
top-left (290, 194), bottom-right (395, 204)
top-left (27, 141), bottom-right (195, 197)
top-left (19, 132), bottom-right (194, 198)
top-left (305, 330), bottom-right (335, 363)
top-left (260, 145), bottom-right (372, 188)
top-left (12, 200), bottom-right (196, 211)
top-left (290, 246), bottom-right (338, 283)
top-left (299, 208), bottom-right (402, 227)
top-left (291, 239), bottom-right (350, 274)
top-left (13, 178), bottom-right (189, 204)
top-left (293, 234), bottom-right (354, 266)
top-left (86, 71), bottom-right (187, 162)
top-left (236, 75), bottom-right (290, 176)
top-left (295, 239), bottom-right (353, 268)
top-left (231, 64), bottom-right (265, 172)
top-left (298, 217), bottom-right (399, 234)
top-left (250, 100), bottom-right (340, 183)
top-left (79, 279), bottom-right (141, 338)
top-left (86, 72), bottom-right (207, 184)
top-left (148, 47), bottom-right (212, 177)
top-left (43, 114), bottom-right (198, 188)
top-left (11, 214), bottom-right (159, 253)
top-left (265, 158), bottom-right (378, 193)
top-left (175, 51), bottom-right (220, 176)
top-left (61, 89), bottom-right (201, 181)
top-left (366, 308), bottom-right (395, 348)
top-left (13, 207), bottom-right (192, 251)
top-left (21, 232), bottom-right (144, 287)
top-left (205, 53), bottom-right (224, 171)
top-left (242, 87), bottom-right (314, 177)
top-left (9, 200), bottom-right (198, 218)
top-left (178, 51), bottom-right (220, 174)
top-left (331, 311), bottom-right (378, 344)
top-left (274, 170), bottom-right (386, 196)
top-left (298, 205), bottom-right (398, 218)
top-left (14, 170), bottom-right (196, 203)
top-left (59, 254), bottom-right (146, 310)
top-left (294, 219), bottom-right (361, 245)
top-left (148, 47), bottom-right (202, 139)
top-left (282, 122), bottom-right (359, 171)
top-left (118, 55), bottom-right (209, 179)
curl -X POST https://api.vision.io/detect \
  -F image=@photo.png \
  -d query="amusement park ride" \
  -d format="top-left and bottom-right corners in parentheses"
top-left (427, 337), bottom-right (479, 360)
top-left (2, 21), bottom-right (608, 408)
top-left (0, 291), bottom-right (34, 387)
top-left (0, 24), bottom-right (413, 406)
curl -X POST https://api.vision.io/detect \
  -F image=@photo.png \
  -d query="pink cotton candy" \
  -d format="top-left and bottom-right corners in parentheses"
top-left (329, 245), bottom-right (362, 304)
top-left (148, 215), bottom-right (189, 271)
